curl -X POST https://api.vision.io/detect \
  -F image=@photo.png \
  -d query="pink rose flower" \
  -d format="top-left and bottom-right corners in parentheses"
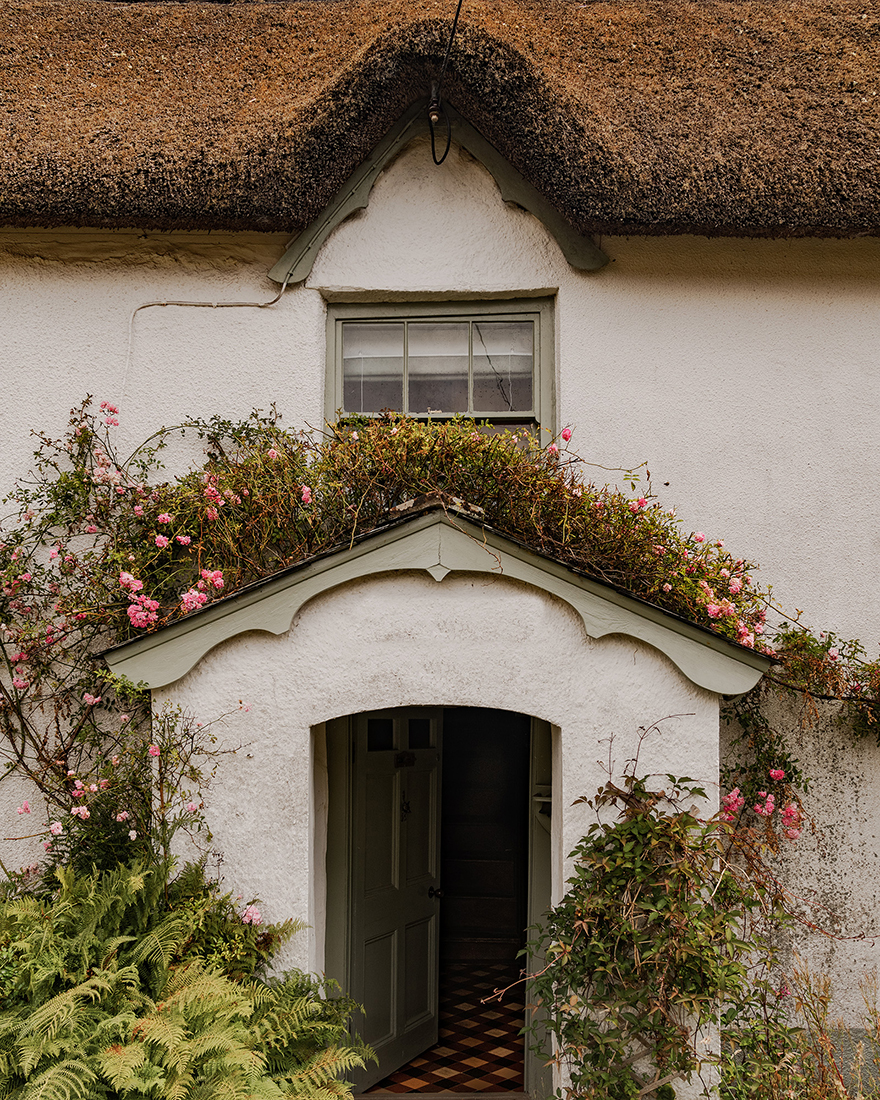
top-left (148, 745), bottom-right (160, 758)
top-left (154, 535), bottom-right (170, 549)
top-left (16, 800), bottom-right (30, 815)
top-left (769, 768), bottom-right (785, 781)
top-left (49, 821), bottom-right (63, 835)
top-left (267, 449), bottom-right (279, 460)
top-left (301, 486), bottom-right (313, 505)
top-left (82, 693), bottom-right (101, 706)
top-left (181, 588), bottom-right (208, 613)
top-left (547, 443), bottom-right (559, 456)
top-left (175, 535), bottom-right (191, 546)
top-left (241, 905), bottom-right (263, 926)
top-left (561, 427), bottom-right (572, 442)
top-left (694, 532), bottom-right (705, 543)
top-left (157, 513), bottom-right (172, 524)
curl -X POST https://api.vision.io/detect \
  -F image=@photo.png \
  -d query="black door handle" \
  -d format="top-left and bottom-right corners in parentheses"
top-left (428, 886), bottom-right (444, 899)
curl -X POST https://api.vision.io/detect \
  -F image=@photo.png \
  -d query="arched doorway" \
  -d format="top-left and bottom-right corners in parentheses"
top-left (323, 707), bottom-right (553, 1097)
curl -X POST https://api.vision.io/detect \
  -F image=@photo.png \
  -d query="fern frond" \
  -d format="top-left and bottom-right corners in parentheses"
top-left (130, 915), bottom-right (191, 971)
top-left (19, 1060), bottom-right (100, 1100)
top-left (95, 1041), bottom-right (146, 1089)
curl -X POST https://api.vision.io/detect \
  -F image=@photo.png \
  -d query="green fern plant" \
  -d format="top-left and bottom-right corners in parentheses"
top-left (0, 862), bottom-right (368, 1099)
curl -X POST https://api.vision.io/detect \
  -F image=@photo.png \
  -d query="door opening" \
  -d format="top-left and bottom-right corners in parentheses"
top-left (324, 707), bottom-right (552, 1097)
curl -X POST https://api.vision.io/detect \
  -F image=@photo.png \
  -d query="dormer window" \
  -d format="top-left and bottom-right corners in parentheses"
top-left (326, 299), bottom-right (554, 437)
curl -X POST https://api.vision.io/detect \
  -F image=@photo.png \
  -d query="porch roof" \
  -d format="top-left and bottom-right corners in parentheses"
top-left (0, 1), bottom-right (878, 239)
top-left (103, 502), bottom-right (771, 697)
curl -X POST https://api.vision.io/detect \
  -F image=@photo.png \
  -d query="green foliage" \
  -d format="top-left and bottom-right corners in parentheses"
top-left (528, 774), bottom-right (785, 1100)
top-left (0, 860), bottom-right (367, 1099)
top-left (2, 401), bottom-right (768, 651)
top-left (771, 623), bottom-right (880, 737)
top-left (1, 397), bottom-right (815, 851)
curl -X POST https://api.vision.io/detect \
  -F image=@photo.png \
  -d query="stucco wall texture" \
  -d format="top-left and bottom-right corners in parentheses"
top-left (0, 136), bottom-right (878, 1023)
top-left (154, 573), bottom-right (719, 978)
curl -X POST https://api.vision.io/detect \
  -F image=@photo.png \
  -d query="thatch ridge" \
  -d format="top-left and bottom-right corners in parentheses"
top-left (1, 0), bottom-right (878, 237)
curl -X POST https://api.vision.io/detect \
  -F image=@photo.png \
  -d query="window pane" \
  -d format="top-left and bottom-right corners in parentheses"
top-left (407, 322), bottom-right (469, 414)
top-left (408, 718), bottom-right (432, 749)
top-left (343, 323), bottom-right (404, 412)
top-left (367, 718), bottom-right (395, 752)
top-left (472, 321), bottom-right (533, 412)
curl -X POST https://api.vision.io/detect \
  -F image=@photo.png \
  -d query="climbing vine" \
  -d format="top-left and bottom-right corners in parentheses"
top-left (527, 767), bottom-right (791, 1100)
top-left (0, 396), bottom-right (877, 847)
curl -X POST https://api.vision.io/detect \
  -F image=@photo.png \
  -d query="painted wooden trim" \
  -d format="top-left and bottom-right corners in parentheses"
top-left (103, 508), bottom-right (770, 697)
top-left (267, 101), bottom-right (608, 285)
top-left (324, 298), bottom-right (556, 444)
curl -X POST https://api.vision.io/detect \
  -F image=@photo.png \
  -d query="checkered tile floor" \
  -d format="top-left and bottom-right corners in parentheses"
top-left (366, 961), bottom-right (525, 1093)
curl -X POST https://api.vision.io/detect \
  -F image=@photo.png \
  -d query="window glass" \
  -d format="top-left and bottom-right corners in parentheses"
top-left (407, 718), bottom-right (432, 749)
top-left (343, 323), bottom-right (404, 413)
top-left (367, 718), bottom-right (395, 752)
top-left (472, 320), bottom-right (533, 412)
top-left (407, 322), bottom-right (470, 414)
top-left (329, 301), bottom-right (550, 434)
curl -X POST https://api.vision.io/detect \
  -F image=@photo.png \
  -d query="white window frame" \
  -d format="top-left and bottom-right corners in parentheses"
top-left (325, 299), bottom-right (555, 443)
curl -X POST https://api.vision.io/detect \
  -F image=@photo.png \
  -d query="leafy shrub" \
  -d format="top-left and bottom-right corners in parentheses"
top-left (527, 774), bottom-right (783, 1100)
top-left (0, 859), bottom-right (368, 1099)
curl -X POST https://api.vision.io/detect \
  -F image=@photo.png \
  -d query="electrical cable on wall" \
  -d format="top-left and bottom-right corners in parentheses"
top-left (427, 0), bottom-right (465, 165)
top-left (119, 274), bottom-right (292, 409)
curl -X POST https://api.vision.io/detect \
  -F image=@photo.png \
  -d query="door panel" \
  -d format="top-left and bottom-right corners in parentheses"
top-left (404, 917), bottom-right (435, 1025)
top-left (349, 710), bottom-right (442, 1090)
top-left (363, 772), bottom-right (398, 895)
top-left (362, 932), bottom-right (396, 1046)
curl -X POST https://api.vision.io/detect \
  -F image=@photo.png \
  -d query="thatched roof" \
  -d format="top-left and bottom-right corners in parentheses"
top-left (1, 0), bottom-right (878, 238)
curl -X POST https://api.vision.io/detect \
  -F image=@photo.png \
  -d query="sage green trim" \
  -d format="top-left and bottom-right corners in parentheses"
top-left (267, 100), bottom-right (608, 286)
top-left (526, 718), bottom-right (553, 1100)
top-left (324, 717), bottom-right (351, 995)
top-left (325, 297), bottom-right (555, 443)
top-left (103, 509), bottom-right (770, 696)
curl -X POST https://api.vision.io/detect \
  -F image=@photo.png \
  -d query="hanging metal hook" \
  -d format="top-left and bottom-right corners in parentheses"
top-left (427, 0), bottom-right (464, 166)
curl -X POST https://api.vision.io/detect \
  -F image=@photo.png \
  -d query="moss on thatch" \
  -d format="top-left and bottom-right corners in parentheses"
top-left (0, 0), bottom-right (878, 237)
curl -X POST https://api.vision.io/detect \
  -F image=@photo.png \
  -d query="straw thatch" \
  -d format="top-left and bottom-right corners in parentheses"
top-left (0, 0), bottom-right (878, 237)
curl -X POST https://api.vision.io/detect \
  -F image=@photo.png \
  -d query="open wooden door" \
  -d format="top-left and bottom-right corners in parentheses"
top-left (347, 710), bottom-right (442, 1090)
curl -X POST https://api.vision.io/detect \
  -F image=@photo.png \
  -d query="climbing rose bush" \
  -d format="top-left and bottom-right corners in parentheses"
top-left (0, 397), bottom-right (877, 831)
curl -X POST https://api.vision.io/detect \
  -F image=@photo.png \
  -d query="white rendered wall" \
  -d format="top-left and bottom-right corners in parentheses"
top-left (1, 139), bottom-right (878, 639)
top-left (1, 135), bottom-right (880, 1026)
top-left (154, 571), bottom-right (720, 980)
